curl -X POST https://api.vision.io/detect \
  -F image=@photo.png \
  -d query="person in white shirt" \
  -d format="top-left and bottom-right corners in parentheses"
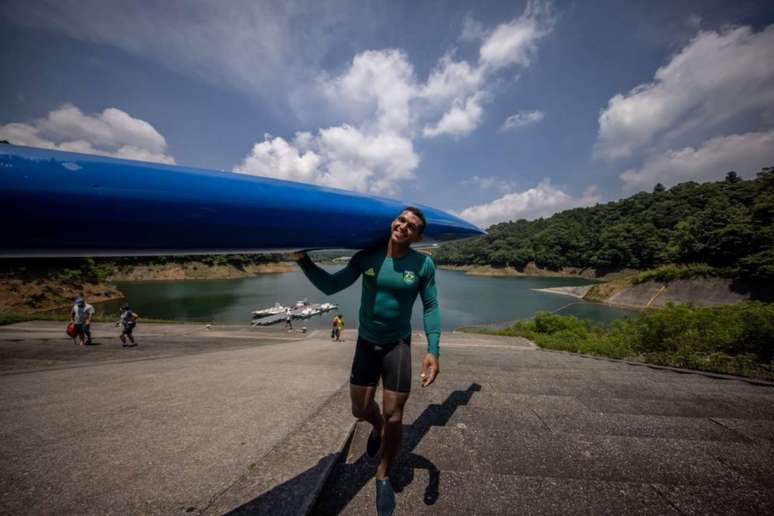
top-left (71, 297), bottom-right (95, 345)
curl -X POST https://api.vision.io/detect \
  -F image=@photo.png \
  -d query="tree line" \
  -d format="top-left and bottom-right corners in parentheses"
top-left (434, 168), bottom-right (774, 282)
top-left (1, 254), bottom-right (287, 284)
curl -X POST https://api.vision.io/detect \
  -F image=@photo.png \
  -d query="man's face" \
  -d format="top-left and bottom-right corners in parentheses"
top-left (390, 210), bottom-right (424, 245)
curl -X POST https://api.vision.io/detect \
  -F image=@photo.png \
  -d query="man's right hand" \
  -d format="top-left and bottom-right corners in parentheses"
top-left (289, 251), bottom-right (307, 262)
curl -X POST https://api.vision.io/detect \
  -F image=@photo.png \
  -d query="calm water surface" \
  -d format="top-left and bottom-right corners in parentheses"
top-left (100, 267), bottom-right (634, 329)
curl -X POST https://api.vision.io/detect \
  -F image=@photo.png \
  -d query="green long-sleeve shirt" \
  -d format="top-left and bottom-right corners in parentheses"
top-left (298, 246), bottom-right (441, 356)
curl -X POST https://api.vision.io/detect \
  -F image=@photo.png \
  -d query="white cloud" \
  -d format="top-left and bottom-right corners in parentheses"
top-left (40, 104), bottom-right (167, 153)
top-left (237, 3), bottom-right (553, 192)
top-left (595, 25), bottom-right (774, 161)
top-left (234, 133), bottom-right (321, 184)
top-left (237, 48), bottom-right (423, 194)
top-left (501, 110), bottom-right (544, 131)
top-left (0, 104), bottom-right (175, 164)
top-left (455, 181), bottom-right (601, 228)
top-left (419, 1), bottom-right (552, 139)
top-left (234, 127), bottom-right (418, 195)
top-left (620, 130), bottom-right (774, 192)
top-left (421, 55), bottom-right (483, 105)
top-left (423, 95), bottom-right (484, 138)
top-left (320, 49), bottom-right (417, 134)
top-left (478, 0), bottom-right (552, 71)
top-left (0, 122), bottom-right (53, 149)
top-left (318, 125), bottom-right (419, 193)
top-left (240, 49), bottom-right (423, 193)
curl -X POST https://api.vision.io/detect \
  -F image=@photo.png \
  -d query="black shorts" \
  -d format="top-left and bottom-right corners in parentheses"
top-left (350, 336), bottom-right (412, 393)
top-left (122, 323), bottom-right (135, 336)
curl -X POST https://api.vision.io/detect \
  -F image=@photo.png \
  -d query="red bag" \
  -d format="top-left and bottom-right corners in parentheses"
top-left (66, 322), bottom-right (77, 338)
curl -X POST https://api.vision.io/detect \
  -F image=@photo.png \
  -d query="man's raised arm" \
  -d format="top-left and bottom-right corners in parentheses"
top-left (292, 251), bottom-right (362, 295)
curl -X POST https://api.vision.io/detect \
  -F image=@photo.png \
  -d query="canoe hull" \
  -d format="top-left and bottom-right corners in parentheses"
top-left (1, 145), bottom-right (484, 257)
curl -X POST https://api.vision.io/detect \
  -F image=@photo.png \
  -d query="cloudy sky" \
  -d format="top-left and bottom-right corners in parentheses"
top-left (2, 0), bottom-right (773, 228)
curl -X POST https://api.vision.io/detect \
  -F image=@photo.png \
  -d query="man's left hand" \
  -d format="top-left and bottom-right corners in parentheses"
top-left (420, 353), bottom-right (439, 387)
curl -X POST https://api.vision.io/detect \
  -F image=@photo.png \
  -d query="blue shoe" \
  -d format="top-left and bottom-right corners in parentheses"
top-left (375, 479), bottom-right (395, 516)
top-left (366, 429), bottom-right (382, 460)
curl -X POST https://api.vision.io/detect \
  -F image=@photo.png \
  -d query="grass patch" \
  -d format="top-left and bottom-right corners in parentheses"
top-left (479, 302), bottom-right (774, 381)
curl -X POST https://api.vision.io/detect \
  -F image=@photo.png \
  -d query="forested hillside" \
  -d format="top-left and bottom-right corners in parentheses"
top-left (435, 168), bottom-right (774, 281)
top-left (0, 254), bottom-right (287, 284)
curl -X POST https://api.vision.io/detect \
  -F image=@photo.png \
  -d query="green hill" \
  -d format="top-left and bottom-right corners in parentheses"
top-left (435, 168), bottom-right (774, 282)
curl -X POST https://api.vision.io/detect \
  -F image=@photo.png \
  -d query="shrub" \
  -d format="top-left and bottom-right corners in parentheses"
top-left (633, 264), bottom-right (733, 284)
top-left (485, 301), bottom-right (773, 380)
top-left (533, 312), bottom-right (591, 335)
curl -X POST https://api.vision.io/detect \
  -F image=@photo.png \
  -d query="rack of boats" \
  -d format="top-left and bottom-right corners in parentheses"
top-left (251, 300), bottom-right (338, 326)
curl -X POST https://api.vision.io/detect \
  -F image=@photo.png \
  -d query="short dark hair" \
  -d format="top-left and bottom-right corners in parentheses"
top-left (402, 206), bottom-right (426, 234)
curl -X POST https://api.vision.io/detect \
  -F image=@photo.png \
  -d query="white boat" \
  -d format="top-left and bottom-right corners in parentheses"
top-left (251, 301), bottom-right (339, 324)
top-left (298, 307), bottom-right (317, 318)
top-left (252, 302), bottom-right (287, 318)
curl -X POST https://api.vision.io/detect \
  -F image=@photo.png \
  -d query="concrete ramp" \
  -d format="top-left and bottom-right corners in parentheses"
top-left (2, 324), bottom-right (772, 514)
top-left (313, 334), bottom-right (774, 515)
top-left (606, 278), bottom-right (765, 309)
top-left (651, 278), bottom-right (749, 307)
top-left (0, 322), bottom-right (354, 515)
top-left (607, 281), bottom-right (665, 309)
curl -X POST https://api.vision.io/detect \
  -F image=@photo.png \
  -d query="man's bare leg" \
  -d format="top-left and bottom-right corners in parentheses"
top-left (350, 384), bottom-right (383, 438)
top-left (376, 389), bottom-right (409, 480)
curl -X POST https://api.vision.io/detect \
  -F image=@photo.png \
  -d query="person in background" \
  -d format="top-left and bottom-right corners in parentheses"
top-left (335, 314), bottom-right (344, 341)
top-left (118, 304), bottom-right (139, 347)
top-left (284, 308), bottom-right (293, 332)
top-left (71, 297), bottom-right (95, 345)
top-left (331, 314), bottom-right (339, 340)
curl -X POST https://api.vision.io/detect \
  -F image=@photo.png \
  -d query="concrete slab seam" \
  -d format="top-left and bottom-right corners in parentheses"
top-left (300, 420), bottom-right (357, 516)
top-left (530, 407), bottom-right (553, 433)
top-left (707, 418), bottom-right (756, 444)
top-left (199, 381), bottom-right (353, 516)
top-left (649, 483), bottom-right (688, 515)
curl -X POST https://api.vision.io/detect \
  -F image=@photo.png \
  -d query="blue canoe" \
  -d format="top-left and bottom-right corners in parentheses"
top-left (1, 144), bottom-right (484, 257)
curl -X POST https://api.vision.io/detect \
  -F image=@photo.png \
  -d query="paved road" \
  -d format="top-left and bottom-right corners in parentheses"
top-left (2, 322), bottom-right (773, 515)
top-left (0, 322), bottom-right (355, 515)
top-left (313, 333), bottom-right (774, 515)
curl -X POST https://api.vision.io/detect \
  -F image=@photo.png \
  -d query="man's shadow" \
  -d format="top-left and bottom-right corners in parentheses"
top-left (313, 382), bottom-right (482, 514)
top-left (225, 383), bottom-right (481, 516)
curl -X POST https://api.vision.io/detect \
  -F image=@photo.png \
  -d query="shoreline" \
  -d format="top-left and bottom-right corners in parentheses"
top-left (110, 261), bottom-right (296, 282)
top-left (438, 263), bottom-right (637, 280)
top-left (0, 262), bottom-right (297, 315)
top-left (531, 285), bottom-right (594, 299)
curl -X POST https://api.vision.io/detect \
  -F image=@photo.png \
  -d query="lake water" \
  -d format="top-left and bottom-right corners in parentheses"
top-left (99, 267), bottom-right (634, 330)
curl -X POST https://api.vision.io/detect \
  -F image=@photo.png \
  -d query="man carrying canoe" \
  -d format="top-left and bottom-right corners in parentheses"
top-left (292, 206), bottom-right (440, 516)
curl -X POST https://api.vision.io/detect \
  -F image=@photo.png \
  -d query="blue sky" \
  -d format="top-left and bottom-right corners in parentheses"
top-left (2, 0), bottom-right (773, 228)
